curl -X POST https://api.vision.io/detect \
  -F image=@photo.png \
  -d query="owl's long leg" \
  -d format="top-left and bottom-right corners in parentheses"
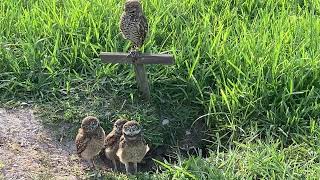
top-left (128, 45), bottom-right (135, 57)
top-left (124, 162), bottom-right (130, 174)
top-left (111, 158), bottom-right (118, 171)
top-left (133, 163), bottom-right (138, 174)
top-left (82, 159), bottom-right (91, 170)
top-left (91, 159), bottom-right (96, 170)
top-left (128, 45), bottom-right (141, 62)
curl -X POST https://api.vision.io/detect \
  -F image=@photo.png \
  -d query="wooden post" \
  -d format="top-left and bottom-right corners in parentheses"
top-left (133, 64), bottom-right (150, 99)
top-left (99, 52), bottom-right (174, 100)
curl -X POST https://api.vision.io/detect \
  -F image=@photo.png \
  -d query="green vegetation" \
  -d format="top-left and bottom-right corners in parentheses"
top-left (1, 0), bottom-right (320, 179)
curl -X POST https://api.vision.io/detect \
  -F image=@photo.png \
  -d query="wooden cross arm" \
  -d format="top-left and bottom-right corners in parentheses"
top-left (100, 52), bottom-right (174, 65)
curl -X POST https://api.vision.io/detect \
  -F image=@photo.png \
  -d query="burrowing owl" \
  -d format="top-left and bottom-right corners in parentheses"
top-left (120, 0), bottom-right (148, 59)
top-left (116, 120), bottom-right (149, 174)
top-left (75, 116), bottom-right (105, 169)
top-left (104, 118), bottom-right (128, 171)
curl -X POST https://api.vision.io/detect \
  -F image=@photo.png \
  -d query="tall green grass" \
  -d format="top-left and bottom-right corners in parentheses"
top-left (1, 1), bottom-right (320, 176)
top-left (0, 0), bottom-right (320, 179)
top-left (156, 141), bottom-right (320, 179)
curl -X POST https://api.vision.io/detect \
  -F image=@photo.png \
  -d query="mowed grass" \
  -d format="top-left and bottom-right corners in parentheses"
top-left (1, 0), bottom-right (320, 179)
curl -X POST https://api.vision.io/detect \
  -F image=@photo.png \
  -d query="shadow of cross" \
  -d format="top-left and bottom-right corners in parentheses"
top-left (100, 52), bottom-right (174, 100)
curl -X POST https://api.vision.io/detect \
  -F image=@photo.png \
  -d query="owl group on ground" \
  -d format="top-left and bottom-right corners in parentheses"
top-left (120, 0), bottom-right (148, 59)
top-left (116, 120), bottom-right (149, 174)
top-left (104, 119), bottom-right (128, 171)
top-left (75, 116), bottom-right (105, 169)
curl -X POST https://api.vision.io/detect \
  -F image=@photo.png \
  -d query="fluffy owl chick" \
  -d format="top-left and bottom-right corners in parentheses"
top-left (120, 0), bottom-right (148, 59)
top-left (116, 120), bottom-right (149, 174)
top-left (75, 116), bottom-right (105, 169)
top-left (104, 119), bottom-right (128, 171)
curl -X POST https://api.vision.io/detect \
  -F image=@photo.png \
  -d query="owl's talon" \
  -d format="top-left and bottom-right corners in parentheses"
top-left (128, 50), bottom-right (141, 63)
top-left (130, 50), bottom-right (139, 58)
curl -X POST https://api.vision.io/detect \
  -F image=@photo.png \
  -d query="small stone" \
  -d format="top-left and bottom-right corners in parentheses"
top-left (20, 102), bottom-right (28, 107)
top-left (162, 119), bottom-right (169, 125)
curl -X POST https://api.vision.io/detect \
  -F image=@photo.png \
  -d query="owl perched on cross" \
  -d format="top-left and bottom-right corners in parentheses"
top-left (120, 0), bottom-right (148, 59)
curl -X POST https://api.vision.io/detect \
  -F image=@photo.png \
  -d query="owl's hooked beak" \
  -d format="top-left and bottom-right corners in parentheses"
top-left (90, 121), bottom-right (99, 131)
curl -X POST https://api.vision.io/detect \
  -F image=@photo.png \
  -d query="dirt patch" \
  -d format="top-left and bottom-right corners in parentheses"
top-left (0, 107), bottom-right (162, 179)
top-left (0, 107), bottom-right (210, 179)
top-left (0, 108), bottom-right (85, 179)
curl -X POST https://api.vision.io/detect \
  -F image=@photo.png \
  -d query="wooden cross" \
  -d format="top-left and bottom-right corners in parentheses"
top-left (100, 52), bottom-right (174, 100)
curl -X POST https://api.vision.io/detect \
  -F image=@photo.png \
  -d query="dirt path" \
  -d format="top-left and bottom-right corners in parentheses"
top-left (0, 108), bottom-right (85, 179)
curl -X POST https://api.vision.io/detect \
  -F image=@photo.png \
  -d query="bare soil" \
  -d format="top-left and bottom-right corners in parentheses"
top-left (0, 108), bottom-right (89, 179)
top-left (0, 107), bottom-right (209, 179)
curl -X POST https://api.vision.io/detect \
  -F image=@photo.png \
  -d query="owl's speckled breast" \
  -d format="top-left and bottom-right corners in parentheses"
top-left (117, 141), bottom-right (149, 163)
top-left (120, 12), bottom-right (148, 47)
top-left (81, 138), bottom-right (104, 160)
top-left (105, 141), bottom-right (119, 159)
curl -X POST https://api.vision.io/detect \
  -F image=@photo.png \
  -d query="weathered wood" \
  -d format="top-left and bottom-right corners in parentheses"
top-left (100, 52), bottom-right (174, 65)
top-left (99, 51), bottom-right (174, 100)
top-left (133, 64), bottom-right (150, 100)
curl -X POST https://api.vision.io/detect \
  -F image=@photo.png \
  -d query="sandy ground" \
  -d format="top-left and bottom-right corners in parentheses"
top-left (0, 107), bottom-right (206, 179)
top-left (0, 108), bottom-right (89, 179)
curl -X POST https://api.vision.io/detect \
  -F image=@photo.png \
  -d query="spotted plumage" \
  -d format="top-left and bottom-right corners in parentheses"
top-left (120, 0), bottom-right (148, 55)
top-left (104, 119), bottom-right (128, 171)
top-left (116, 120), bottom-right (149, 174)
top-left (75, 116), bottom-right (105, 169)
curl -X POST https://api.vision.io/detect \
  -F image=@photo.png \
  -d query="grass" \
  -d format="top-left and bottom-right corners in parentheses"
top-left (155, 141), bottom-right (320, 179)
top-left (1, 0), bottom-right (320, 179)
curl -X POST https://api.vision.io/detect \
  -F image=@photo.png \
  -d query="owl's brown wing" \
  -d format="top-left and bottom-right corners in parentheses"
top-left (138, 15), bottom-right (148, 46)
top-left (142, 137), bottom-right (147, 145)
top-left (119, 13), bottom-right (127, 39)
top-left (118, 135), bottom-right (127, 149)
top-left (96, 126), bottom-right (106, 142)
top-left (105, 132), bottom-right (118, 148)
top-left (75, 129), bottom-right (90, 157)
top-left (142, 137), bottom-right (150, 153)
